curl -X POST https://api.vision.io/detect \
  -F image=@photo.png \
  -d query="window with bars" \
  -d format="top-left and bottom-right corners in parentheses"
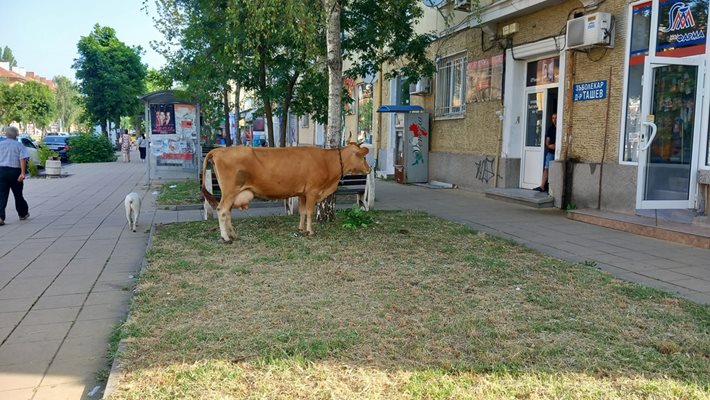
top-left (436, 54), bottom-right (467, 117)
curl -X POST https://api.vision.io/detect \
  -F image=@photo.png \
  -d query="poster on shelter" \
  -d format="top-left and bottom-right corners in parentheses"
top-left (175, 104), bottom-right (196, 138)
top-left (150, 104), bottom-right (176, 134)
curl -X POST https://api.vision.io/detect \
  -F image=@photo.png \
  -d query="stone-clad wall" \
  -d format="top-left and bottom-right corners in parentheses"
top-left (562, 0), bottom-right (627, 164)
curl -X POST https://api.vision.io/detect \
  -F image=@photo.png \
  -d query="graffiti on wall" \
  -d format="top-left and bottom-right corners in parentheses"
top-left (475, 157), bottom-right (497, 183)
top-left (408, 123), bottom-right (428, 166)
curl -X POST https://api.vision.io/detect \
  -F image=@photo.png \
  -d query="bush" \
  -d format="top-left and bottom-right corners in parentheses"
top-left (27, 159), bottom-right (39, 177)
top-left (37, 143), bottom-right (58, 166)
top-left (341, 204), bottom-right (373, 229)
top-left (67, 135), bottom-right (117, 163)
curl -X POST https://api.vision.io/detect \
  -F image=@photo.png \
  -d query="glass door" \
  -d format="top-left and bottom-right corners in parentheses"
top-left (636, 56), bottom-right (704, 209)
top-left (520, 90), bottom-right (546, 189)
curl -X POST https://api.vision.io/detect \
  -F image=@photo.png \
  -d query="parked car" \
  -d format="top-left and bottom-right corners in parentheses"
top-left (42, 135), bottom-right (75, 162)
top-left (0, 135), bottom-right (42, 166)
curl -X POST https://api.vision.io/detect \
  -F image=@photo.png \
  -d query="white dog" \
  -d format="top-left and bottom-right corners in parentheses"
top-left (124, 192), bottom-right (141, 232)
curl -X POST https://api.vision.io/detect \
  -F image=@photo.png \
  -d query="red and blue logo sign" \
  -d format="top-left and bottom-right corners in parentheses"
top-left (657, 0), bottom-right (707, 53)
top-left (669, 2), bottom-right (695, 31)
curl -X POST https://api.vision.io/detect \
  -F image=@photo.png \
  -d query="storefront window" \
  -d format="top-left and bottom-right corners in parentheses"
top-left (656, 0), bottom-right (708, 57)
top-left (622, 2), bottom-right (652, 162)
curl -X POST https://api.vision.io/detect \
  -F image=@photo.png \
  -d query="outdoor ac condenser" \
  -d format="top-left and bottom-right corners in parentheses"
top-left (409, 77), bottom-right (431, 96)
top-left (566, 12), bottom-right (614, 50)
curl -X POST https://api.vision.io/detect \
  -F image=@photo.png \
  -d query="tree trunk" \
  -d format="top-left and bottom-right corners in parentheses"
top-left (223, 88), bottom-right (233, 146)
top-left (324, 0), bottom-right (343, 148)
top-left (317, 0), bottom-right (342, 223)
top-left (104, 119), bottom-right (109, 138)
top-left (258, 47), bottom-right (275, 147)
top-left (233, 83), bottom-right (241, 145)
top-left (279, 72), bottom-right (300, 148)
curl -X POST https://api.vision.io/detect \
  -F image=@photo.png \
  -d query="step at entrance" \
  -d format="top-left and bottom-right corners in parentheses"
top-left (485, 188), bottom-right (554, 208)
top-left (568, 209), bottom-right (710, 249)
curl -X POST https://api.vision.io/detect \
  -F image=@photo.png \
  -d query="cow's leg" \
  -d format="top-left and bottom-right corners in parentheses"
top-left (217, 195), bottom-right (237, 242)
top-left (304, 195), bottom-right (317, 235)
top-left (298, 196), bottom-right (307, 232)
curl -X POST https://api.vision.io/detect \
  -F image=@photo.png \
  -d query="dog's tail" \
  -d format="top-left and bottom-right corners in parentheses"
top-left (201, 149), bottom-right (219, 209)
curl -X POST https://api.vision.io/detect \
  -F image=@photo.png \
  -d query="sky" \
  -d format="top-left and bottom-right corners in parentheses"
top-left (0, 0), bottom-right (166, 81)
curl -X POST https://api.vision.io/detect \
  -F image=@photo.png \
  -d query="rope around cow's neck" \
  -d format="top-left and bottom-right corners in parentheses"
top-left (338, 147), bottom-right (344, 178)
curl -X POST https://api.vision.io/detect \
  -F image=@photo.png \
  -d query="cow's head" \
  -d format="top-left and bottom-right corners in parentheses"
top-left (342, 142), bottom-right (370, 175)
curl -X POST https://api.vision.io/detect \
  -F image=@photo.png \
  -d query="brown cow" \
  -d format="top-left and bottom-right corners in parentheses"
top-left (201, 143), bottom-right (370, 242)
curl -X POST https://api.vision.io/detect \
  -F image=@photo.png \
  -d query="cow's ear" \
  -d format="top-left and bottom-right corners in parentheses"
top-left (359, 146), bottom-right (369, 155)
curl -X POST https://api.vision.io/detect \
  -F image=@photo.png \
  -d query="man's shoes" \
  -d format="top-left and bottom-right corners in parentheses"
top-left (0, 220), bottom-right (4, 226)
top-left (19, 213), bottom-right (29, 221)
top-left (533, 187), bottom-right (544, 192)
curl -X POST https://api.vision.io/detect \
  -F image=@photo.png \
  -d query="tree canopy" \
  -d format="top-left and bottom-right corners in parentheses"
top-left (0, 80), bottom-right (56, 131)
top-left (151, 0), bottom-right (433, 147)
top-left (53, 76), bottom-right (83, 132)
top-left (0, 46), bottom-right (18, 68)
top-left (73, 24), bottom-right (147, 134)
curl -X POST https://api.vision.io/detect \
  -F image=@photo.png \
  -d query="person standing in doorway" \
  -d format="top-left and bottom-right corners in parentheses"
top-left (137, 133), bottom-right (147, 163)
top-left (0, 126), bottom-right (30, 225)
top-left (534, 112), bottom-right (556, 192)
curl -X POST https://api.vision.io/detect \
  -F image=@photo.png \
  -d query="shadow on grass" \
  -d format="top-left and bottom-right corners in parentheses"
top-left (111, 211), bottom-right (710, 398)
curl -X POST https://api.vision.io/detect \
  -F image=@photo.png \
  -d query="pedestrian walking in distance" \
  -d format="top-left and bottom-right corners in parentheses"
top-left (137, 133), bottom-right (147, 163)
top-left (0, 126), bottom-right (30, 225)
top-left (120, 129), bottom-right (131, 162)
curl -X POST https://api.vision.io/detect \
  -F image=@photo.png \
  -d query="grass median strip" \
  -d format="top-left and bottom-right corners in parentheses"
top-left (155, 181), bottom-right (202, 206)
top-left (108, 211), bottom-right (710, 399)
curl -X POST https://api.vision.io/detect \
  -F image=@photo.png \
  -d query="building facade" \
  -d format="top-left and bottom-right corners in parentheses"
top-left (416, 0), bottom-right (710, 221)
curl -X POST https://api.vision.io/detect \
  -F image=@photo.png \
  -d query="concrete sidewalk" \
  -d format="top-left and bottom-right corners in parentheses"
top-left (0, 159), bottom-right (707, 399)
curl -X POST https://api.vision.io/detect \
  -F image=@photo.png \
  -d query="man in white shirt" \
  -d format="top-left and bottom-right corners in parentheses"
top-left (0, 126), bottom-right (30, 225)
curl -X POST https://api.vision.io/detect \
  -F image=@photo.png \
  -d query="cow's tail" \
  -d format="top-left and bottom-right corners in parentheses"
top-left (201, 149), bottom-right (219, 209)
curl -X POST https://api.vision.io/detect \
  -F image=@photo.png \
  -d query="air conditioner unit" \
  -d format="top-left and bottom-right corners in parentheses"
top-left (566, 12), bottom-right (614, 50)
top-left (453, 0), bottom-right (471, 11)
top-left (409, 77), bottom-right (431, 95)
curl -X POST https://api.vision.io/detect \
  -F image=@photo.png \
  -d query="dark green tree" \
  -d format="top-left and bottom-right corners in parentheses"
top-left (0, 81), bottom-right (56, 132)
top-left (1, 46), bottom-right (18, 68)
top-left (73, 24), bottom-right (147, 136)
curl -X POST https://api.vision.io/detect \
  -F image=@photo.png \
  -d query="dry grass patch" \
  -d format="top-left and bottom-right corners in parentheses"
top-left (108, 211), bottom-right (710, 399)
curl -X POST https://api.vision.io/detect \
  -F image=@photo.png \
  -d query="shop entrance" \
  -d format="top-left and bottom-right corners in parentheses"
top-left (521, 86), bottom-right (558, 189)
top-left (636, 56), bottom-right (704, 209)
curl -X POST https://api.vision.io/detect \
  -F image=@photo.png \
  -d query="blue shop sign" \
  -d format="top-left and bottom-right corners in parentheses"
top-left (573, 80), bottom-right (607, 102)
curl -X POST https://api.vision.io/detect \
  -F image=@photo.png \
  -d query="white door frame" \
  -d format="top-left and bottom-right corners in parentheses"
top-left (636, 55), bottom-right (705, 209)
top-left (520, 80), bottom-right (559, 189)
top-left (503, 37), bottom-right (565, 188)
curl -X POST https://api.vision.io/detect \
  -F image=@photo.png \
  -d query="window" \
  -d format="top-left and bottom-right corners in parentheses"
top-left (436, 54), bottom-right (467, 117)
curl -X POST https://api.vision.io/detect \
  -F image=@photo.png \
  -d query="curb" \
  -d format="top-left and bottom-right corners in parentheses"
top-left (157, 204), bottom-right (203, 211)
top-left (103, 223), bottom-right (156, 398)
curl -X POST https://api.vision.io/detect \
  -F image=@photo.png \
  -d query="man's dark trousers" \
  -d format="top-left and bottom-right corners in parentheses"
top-left (0, 166), bottom-right (29, 221)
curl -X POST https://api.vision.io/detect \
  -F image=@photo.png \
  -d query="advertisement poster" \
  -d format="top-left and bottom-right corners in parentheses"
top-left (150, 103), bottom-right (195, 167)
top-left (467, 55), bottom-right (503, 102)
top-left (175, 104), bottom-right (197, 138)
top-left (526, 57), bottom-right (559, 87)
top-left (657, 0), bottom-right (707, 56)
top-left (150, 104), bottom-right (176, 134)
